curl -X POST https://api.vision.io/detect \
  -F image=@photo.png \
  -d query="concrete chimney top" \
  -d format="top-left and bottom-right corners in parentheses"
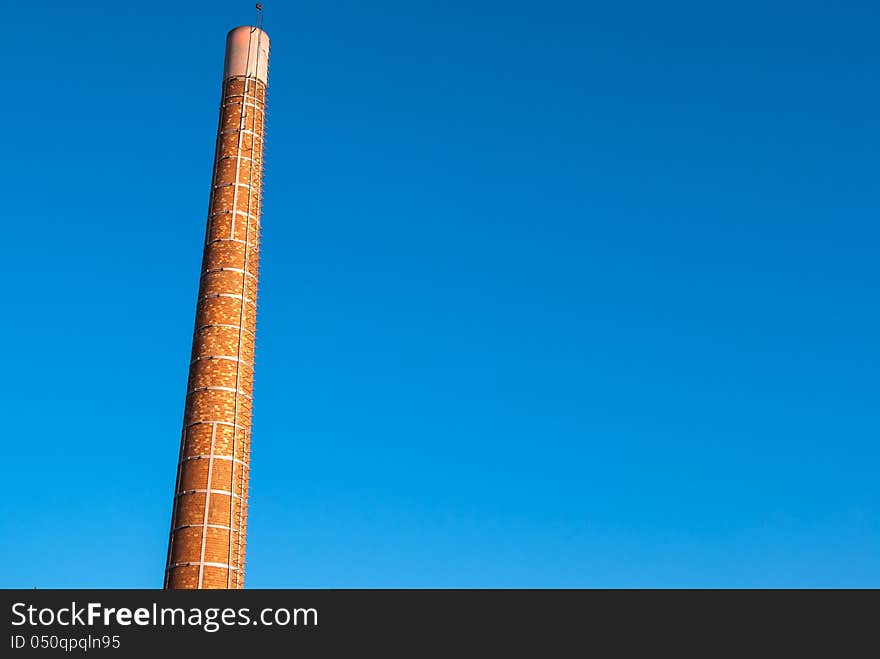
top-left (224, 26), bottom-right (270, 84)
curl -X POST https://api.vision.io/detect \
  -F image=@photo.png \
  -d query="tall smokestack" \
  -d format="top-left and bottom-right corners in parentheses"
top-left (165, 25), bottom-right (270, 589)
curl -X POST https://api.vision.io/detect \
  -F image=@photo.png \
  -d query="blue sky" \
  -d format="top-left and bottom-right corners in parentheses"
top-left (1, 0), bottom-right (878, 587)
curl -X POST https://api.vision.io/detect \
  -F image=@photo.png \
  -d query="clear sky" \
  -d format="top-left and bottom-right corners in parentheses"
top-left (1, 0), bottom-right (878, 588)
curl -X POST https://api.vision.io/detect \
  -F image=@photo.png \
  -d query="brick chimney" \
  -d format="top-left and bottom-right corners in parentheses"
top-left (165, 25), bottom-right (270, 589)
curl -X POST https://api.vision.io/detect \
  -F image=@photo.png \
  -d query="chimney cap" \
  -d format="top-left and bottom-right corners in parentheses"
top-left (224, 25), bottom-right (270, 84)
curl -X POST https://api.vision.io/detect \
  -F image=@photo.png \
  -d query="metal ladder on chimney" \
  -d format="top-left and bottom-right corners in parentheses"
top-left (227, 22), bottom-right (266, 589)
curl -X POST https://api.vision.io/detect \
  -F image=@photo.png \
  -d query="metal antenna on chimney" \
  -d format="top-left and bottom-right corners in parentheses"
top-left (255, 4), bottom-right (264, 30)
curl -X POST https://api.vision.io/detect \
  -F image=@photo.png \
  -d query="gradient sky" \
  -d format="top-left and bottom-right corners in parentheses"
top-left (1, 1), bottom-right (878, 587)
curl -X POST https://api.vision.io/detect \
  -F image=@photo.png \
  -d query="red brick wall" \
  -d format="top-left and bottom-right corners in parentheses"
top-left (165, 73), bottom-right (267, 590)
